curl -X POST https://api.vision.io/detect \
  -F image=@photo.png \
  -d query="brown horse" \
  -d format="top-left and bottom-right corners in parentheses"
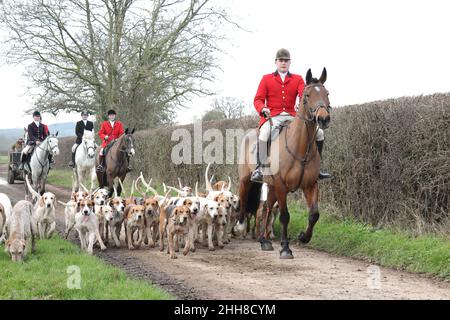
top-left (96, 128), bottom-right (136, 197)
top-left (237, 68), bottom-right (331, 259)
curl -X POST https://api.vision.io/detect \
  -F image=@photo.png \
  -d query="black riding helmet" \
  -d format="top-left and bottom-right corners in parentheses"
top-left (33, 111), bottom-right (41, 118)
top-left (107, 109), bottom-right (117, 116)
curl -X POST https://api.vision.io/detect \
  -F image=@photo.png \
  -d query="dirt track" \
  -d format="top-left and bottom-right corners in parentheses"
top-left (1, 164), bottom-right (449, 300)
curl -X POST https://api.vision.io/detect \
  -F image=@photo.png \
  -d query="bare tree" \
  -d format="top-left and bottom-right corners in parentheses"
top-left (210, 96), bottom-right (246, 119)
top-left (0, 0), bottom-right (237, 129)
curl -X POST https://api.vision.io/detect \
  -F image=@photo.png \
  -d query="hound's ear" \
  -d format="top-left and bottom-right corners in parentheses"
top-left (214, 195), bottom-right (219, 202)
top-left (5, 240), bottom-right (11, 247)
top-left (21, 240), bottom-right (27, 250)
top-left (306, 69), bottom-right (313, 85)
top-left (39, 196), bottom-right (45, 207)
top-left (125, 128), bottom-right (129, 134)
top-left (319, 67), bottom-right (327, 84)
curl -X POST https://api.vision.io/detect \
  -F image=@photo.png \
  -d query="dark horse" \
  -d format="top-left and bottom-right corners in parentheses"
top-left (96, 128), bottom-right (136, 197)
top-left (237, 68), bottom-right (331, 259)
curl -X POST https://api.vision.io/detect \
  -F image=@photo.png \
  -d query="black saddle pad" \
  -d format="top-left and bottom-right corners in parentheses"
top-left (103, 140), bottom-right (117, 157)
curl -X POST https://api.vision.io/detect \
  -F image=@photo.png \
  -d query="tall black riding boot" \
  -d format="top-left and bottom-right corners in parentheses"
top-left (68, 151), bottom-right (76, 168)
top-left (19, 153), bottom-right (27, 171)
top-left (97, 155), bottom-right (105, 173)
top-left (250, 139), bottom-right (268, 184)
top-left (316, 140), bottom-right (332, 180)
top-left (48, 155), bottom-right (54, 170)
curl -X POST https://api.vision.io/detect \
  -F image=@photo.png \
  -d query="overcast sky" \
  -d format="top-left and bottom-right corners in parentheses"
top-left (1, 0), bottom-right (449, 129)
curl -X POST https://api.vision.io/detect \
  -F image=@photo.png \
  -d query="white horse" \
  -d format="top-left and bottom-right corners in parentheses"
top-left (27, 134), bottom-right (60, 197)
top-left (74, 130), bottom-right (97, 192)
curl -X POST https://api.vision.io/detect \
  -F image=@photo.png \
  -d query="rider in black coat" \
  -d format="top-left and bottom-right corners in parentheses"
top-left (20, 111), bottom-right (53, 171)
top-left (68, 110), bottom-right (95, 168)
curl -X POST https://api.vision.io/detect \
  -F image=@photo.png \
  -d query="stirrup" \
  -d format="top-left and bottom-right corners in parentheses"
top-left (319, 171), bottom-right (332, 180)
top-left (250, 168), bottom-right (264, 183)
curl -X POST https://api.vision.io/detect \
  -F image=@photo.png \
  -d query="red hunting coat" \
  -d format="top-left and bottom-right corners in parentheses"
top-left (254, 71), bottom-right (305, 127)
top-left (98, 120), bottom-right (125, 148)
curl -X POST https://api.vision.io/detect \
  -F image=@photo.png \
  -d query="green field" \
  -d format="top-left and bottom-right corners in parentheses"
top-left (47, 169), bottom-right (75, 190)
top-left (280, 203), bottom-right (450, 279)
top-left (0, 155), bottom-right (8, 165)
top-left (0, 236), bottom-right (172, 300)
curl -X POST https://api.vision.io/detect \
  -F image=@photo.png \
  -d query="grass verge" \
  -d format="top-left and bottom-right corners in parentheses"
top-left (277, 202), bottom-right (450, 280)
top-left (0, 236), bottom-right (172, 300)
top-left (0, 156), bottom-right (8, 165)
top-left (47, 169), bottom-right (74, 190)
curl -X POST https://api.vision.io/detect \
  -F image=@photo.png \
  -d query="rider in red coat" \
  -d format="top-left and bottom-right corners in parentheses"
top-left (251, 49), bottom-right (331, 183)
top-left (97, 109), bottom-right (126, 172)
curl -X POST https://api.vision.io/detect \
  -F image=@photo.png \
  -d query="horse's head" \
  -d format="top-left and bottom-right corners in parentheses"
top-left (82, 130), bottom-right (96, 159)
top-left (301, 68), bottom-right (331, 129)
top-left (123, 128), bottom-right (136, 157)
top-left (47, 134), bottom-right (60, 156)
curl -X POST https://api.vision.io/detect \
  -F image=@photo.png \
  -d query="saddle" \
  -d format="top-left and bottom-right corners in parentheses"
top-left (252, 119), bottom-right (293, 154)
top-left (103, 140), bottom-right (117, 157)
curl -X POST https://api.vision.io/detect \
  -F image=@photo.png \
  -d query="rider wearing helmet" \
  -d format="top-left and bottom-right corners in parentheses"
top-left (68, 110), bottom-right (95, 168)
top-left (19, 111), bottom-right (53, 171)
top-left (251, 48), bottom-right (331, 183)
top-left (97, 109), bottom-right (128, 173)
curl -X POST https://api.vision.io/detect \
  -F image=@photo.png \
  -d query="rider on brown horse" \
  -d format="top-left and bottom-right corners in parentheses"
top-left (250, 49), bottom-right (331, 183)
top-left (97, 109), bottom-right (131, 173)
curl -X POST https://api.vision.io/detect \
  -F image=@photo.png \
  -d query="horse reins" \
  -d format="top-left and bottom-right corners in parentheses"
top-left (284, 84), bottom-right (330, 189)
top-left (34, 137), bottom-right (58, 178)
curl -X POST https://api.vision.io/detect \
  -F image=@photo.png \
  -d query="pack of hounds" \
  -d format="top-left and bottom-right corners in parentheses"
top-left (0, 164), bottom-right (279, 262)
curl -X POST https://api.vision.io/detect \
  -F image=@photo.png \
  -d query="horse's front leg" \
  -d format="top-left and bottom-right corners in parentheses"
top-left (274, 184), bottom-right (293, 259)
top-left (40, 174), bottom-right (47, 196)
top-left (299, 182), bottom-right (320, 244)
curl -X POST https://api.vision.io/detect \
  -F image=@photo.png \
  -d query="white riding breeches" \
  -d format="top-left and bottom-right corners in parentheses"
top-left (22, 145), bottom-right (32, 155)
top-left (259, 115), bottom-right (325, 142)
top-left (71, 143), bottom-right (79, 153)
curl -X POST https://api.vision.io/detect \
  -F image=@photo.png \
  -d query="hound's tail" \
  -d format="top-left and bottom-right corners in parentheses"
top-left (240, 181), bottom-right (262, 223)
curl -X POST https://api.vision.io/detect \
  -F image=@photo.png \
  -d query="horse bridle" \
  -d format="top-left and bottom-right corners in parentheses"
top-left (83, 139), bottom-right (96, 155)
top-left (120, 134), bottom-right (134, 155)
top-left (34, 136), bottom-right (58, 176)
top-left (283, 84), bottom-right (331, 189)
top-left (299, 84), bottom-right (332, 123)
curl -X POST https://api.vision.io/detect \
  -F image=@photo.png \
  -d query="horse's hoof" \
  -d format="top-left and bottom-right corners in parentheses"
top-left (298, 232), bottom-right (311, 244)
top-left (260, 240), bottom-right (274, 251)
top-left (280, 248), bottom-right (294, 259)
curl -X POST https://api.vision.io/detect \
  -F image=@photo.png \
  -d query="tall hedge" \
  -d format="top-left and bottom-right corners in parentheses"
top-left (56, 93), bottom-right (450, 232)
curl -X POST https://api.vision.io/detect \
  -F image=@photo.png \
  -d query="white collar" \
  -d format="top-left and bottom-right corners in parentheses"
top-left (109, 120), bottom-right (115, 126)
top-left (279, 71), bottom-right (288, 82)
top-left (83, 120), bottom-right (88, 124)
top-left (34, 121), bottom-right (40, 127)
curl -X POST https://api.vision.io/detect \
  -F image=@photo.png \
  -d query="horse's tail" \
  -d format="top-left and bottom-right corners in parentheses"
top-left (241, 181), bottom-right (262, 223)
